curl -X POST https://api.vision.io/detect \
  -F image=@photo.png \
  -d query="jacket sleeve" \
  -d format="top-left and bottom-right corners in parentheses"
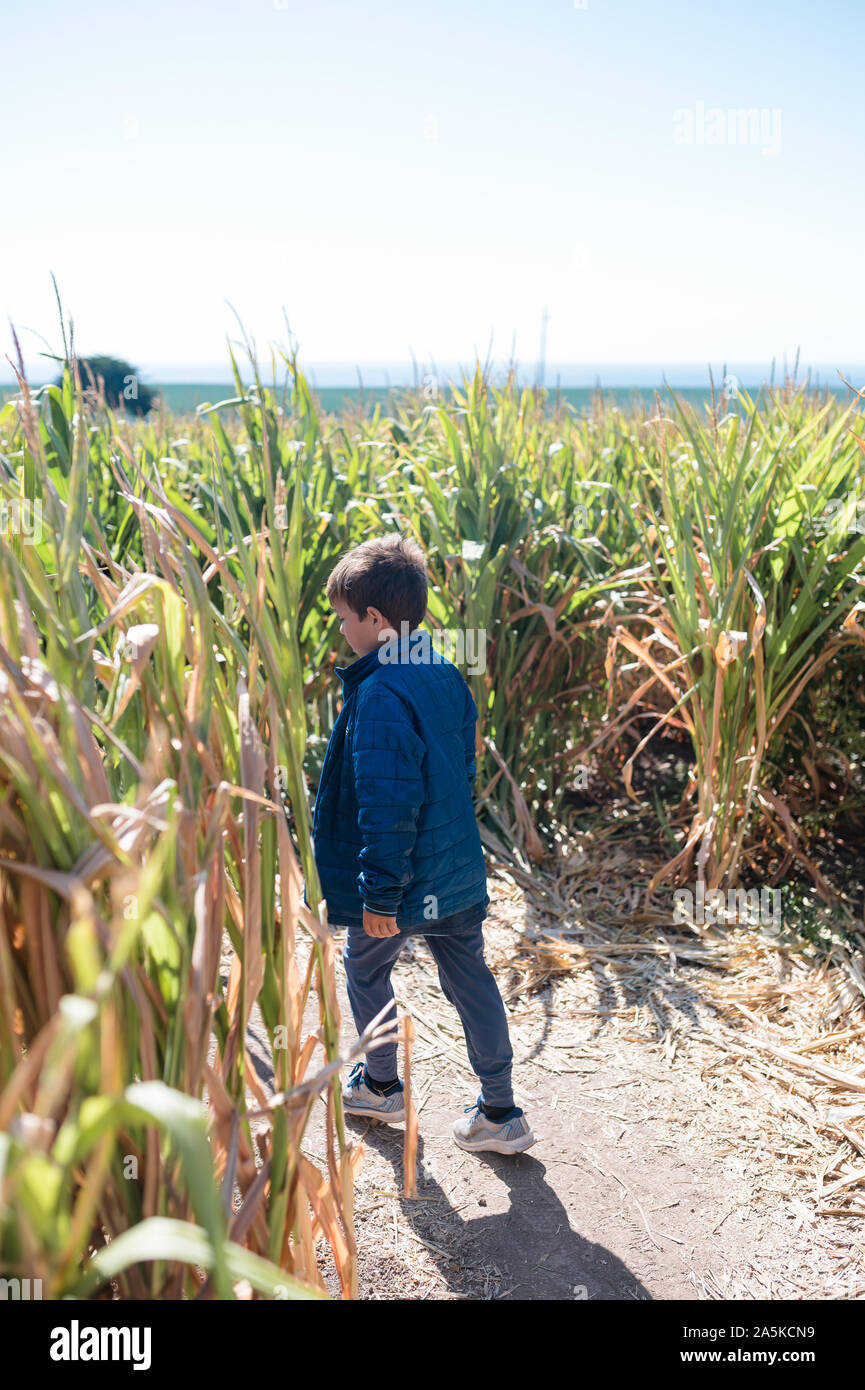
top-left (353, 683), bottom-right (426, 916)
top-left (461, 681), bottom-right (479, 792)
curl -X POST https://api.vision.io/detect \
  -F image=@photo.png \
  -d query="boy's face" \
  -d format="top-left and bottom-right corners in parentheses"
top-left (330, 598), bottom-right (395, 656)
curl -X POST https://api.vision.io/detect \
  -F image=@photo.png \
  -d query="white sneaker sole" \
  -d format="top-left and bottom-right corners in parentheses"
top-left (452, 1129), bottom-right (536, 1154)
top-left (343, 1101), bottom-right (406, 1124)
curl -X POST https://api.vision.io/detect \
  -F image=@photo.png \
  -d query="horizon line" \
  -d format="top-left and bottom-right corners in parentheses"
top-left (3, 357), bottom-right (863, 389)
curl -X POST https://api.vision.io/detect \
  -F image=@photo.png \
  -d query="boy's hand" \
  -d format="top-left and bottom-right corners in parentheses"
top-left (363, 908), bottom-right (400, 938)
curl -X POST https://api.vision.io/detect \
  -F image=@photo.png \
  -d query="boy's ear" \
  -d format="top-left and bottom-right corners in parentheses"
top-left (368, 605), bottom-right (397, 640)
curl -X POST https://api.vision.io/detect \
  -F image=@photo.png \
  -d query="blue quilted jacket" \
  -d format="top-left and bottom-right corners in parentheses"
top-left (311, 629), bottom-right (488, 930)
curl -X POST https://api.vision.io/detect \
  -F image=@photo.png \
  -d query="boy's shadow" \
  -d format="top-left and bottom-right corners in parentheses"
top-left (347, 1120), bottom-right (652, 1301)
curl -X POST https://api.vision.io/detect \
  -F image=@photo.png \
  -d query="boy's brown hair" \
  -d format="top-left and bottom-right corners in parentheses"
top-left (326, 533), bottom-right (428, 630)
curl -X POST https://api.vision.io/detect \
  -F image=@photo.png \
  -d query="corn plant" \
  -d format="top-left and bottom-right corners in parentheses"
top-left (594, 381), bottom-right (865, 890)
top-left (0, 354), bottom-right (407, 1300)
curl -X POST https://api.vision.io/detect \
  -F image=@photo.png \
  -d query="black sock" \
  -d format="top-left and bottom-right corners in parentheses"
top-left (481, 1102), bottom-right (517, 1121)
top-left (364, 1067), bottom-right (400, 1095)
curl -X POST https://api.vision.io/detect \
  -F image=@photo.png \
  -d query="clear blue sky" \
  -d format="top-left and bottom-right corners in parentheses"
top-left (2, 0), bottom-right (863, 382)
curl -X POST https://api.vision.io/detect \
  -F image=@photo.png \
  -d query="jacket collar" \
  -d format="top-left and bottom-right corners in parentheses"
top-left (335, 629), bottom-right (431, 695)
top-left (335, 644), bottom-right (380, 695)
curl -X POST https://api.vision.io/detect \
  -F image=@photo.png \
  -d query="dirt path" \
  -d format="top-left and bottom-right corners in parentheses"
top-left (243, 876), bottom-right (865, 1301)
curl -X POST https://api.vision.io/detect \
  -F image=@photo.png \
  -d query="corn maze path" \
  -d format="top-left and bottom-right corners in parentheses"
top-left (239, 867), bottom-right (865, 1302)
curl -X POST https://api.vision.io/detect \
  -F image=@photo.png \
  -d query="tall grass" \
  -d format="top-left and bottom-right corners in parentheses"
top-left (1, 334), bottom-right (863, 1298)
top-left (594, 382), bottom-right (865, 890)
top-left (0, 351), bottom-right (407, 1300)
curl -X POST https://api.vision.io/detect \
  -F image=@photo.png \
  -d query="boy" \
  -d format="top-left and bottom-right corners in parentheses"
top-left (312, 533), bottom-right (535, 1155)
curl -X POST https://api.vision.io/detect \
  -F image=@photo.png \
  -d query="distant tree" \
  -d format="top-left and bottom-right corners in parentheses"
top-left (54, 355), bottom-right (157, 414)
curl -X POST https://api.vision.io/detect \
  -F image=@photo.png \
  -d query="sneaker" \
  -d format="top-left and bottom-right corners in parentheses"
top-left (452, 1097), bottom-right (536, 1154)
top-left (341, 1061), bottom-right (406, 1124)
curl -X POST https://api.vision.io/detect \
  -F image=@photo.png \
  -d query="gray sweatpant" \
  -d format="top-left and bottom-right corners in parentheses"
top-left (342, 921), bottom-right (515, 1108)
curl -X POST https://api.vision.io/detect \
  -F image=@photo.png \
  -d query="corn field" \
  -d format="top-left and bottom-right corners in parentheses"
top-left (1, 332), bottom-right (864, 1298)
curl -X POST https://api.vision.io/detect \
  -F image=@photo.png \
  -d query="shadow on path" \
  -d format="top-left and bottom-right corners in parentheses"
top-left (348, 1118), bottom-right (652, 1301)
